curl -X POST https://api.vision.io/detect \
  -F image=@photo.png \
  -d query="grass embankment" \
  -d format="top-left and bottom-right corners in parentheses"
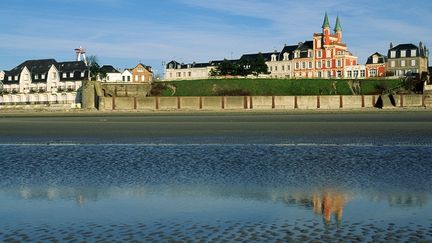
top-left (155, 78), bottom-right (401, 96)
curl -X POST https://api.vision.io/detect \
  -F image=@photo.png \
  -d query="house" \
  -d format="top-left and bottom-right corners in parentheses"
top-left (131, 63), bottom-right (153, 83)
top-left (387, 42), bottom-right (429, 77)
top-left (121, 69), bottom-right (133, 82)
top-left (365, 52), bottom-right (387, 78)
top-left (0, 71), bottom-right (4, 81)
top-left (1, 59), bottom-right (87, 105)
top-left (344, 65), bottom-right (366, 79)
top-left (165, 60), bottom-right (217, 80)
top-left (99, 65), bottom-right (122, 82)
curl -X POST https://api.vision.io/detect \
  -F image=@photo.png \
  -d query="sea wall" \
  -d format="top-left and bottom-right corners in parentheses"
top-left (98, 94), bottom-right (429, 111)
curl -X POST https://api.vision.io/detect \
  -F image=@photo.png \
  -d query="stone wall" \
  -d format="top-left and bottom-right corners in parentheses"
top-left (98, 94), bottom-right (429, 111)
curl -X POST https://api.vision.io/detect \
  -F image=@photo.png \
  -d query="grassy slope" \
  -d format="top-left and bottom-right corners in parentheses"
top-left (158, 78), bottom-right (401, 96)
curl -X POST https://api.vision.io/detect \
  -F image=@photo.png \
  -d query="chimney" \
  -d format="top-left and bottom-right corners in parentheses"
top-left (390, 42), bottom-right (393, 49)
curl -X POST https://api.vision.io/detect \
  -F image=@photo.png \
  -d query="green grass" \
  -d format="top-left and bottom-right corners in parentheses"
top-left (156, 78), bottom-right (401, 96)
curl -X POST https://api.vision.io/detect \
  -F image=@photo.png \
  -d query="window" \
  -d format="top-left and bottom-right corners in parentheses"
top-left (295, 63), bottom-right (299, 69)
top-left (308, 51), bottom-right (312, 58)
top-left (327, 71), bottom-right (331, 78)
top-left (411, 49), bottom-right (417, 56)
top-left (41, 74), bottom-right (45, 79)
top-left (353, 70), bottom-right (359, 78)
top-left (81, 72), bottom-right (85, 78)
top-left (326, 50), bottom-right (331, 58)
top-left (369, 69), bottom-right (377, 77)
top-left (316, 61), bottom-right (321, 68)
top-left (302, 62), bottom-right (306, 69)
top-left (188, 72), bottom-right (192, 77)
top-left (373, 56), bottom-right (378, 64)
top-left (401, 50), bottom-right (406, 57)
top-left (137, 67), bottom-right (144, 72)
top-left (287, 65), bottom-right (290, 71)
top-left (317, 50), bottom-right (322, 58)
top-left (271, 55), bottom-right (276, 61)
top-left (169, 64), bottom-right (173, 69)
top-left (282, 65), bottom-right (285, 71)
top-left (326, 60), bottom-right (331, 68)
top-left (34, 74), bottom-right (38, 80)
top-left (8, 76), bottom-right (12, 81)
top-left (360, 70), bottom-right (365, 77)
top-left (401, 60), bottom-right (406, 67)
top-left (275, 66), bottom-right (278, 71)
top-left (127, 76), bottom-right (131, 82)
top-left (122, 76), bottom-right (125, 81)
top-left (135, 75), bottom-right (138, 80)
top-left (347, 71), bottom-right (352, 78)
top-left (141, 76), bottom-right (145, 81)
top-left (337, 71), bottom-right (342, 77)
top-left (337, 60), bottom-right (341, 67)
top-left (337, 51), bottom-right (342, 55)
top-left (270, 66), bottom-right (273, 72)
top-left (283, 53), bottom-right (289, 60)
top-left (411, 60), bottom-right (416, 66)
top-left (308, 62), bottom-right (312, 69)
top-left (52, 72), bottom-right (57, 79)
top-left (390, 51), bottom-right (396, 58)
top-left (317, 71), bottom-right (322, 78)
top-left (62, 73), bottom-right (67, 78)
top-left (69, 72), bottom-right (73, 78)
top-left (391, 61), bottom-right (396, 67)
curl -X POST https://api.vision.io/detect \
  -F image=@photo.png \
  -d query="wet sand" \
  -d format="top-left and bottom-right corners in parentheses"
top-left (0, 110), bottom-right (432, 144)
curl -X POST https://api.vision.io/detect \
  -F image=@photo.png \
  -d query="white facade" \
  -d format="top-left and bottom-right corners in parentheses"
top-left (100, 72), bottom-right (122, 82)
top-left (344, 65), bottom-right (367, 79)
top-left (121, 70), bottom-right (133, 82)
top-left (165, 66), bottom-right (214, 81)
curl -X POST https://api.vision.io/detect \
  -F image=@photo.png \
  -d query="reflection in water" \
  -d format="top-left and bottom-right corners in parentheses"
top-left (312, 190), bottom-right (347, 225)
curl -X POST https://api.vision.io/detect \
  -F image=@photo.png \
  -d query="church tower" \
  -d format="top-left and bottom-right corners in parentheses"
top-left (334, 16), bottom-right (342, 43)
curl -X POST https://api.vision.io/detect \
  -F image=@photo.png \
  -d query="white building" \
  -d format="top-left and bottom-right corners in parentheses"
top-left (99, 65), bottom-right (122, 82)
top-left (344, 65), bottom-right (367, 79)
top-left (0, 71), bottom-right (4, 81)
top-left (164, 60), bottom-right (218, 81)
top-left (0, 59), bottom-right (86, 106)
top-left (121, 69), bottom-right (133, 82)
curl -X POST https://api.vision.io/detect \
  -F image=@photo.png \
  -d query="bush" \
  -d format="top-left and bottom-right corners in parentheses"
top-left (150, 83), bottom-right (166, 96)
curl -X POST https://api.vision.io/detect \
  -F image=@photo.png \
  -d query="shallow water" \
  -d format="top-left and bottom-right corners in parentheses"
top-left (1, 143), bottom-right (432, 241)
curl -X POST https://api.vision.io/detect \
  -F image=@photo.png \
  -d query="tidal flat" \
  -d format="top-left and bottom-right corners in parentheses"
top-left (0, 111), bottom-right (431, 241)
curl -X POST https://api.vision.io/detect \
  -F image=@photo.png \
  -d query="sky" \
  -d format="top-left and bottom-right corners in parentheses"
top-left (0, 0), bottom-right (431, 75)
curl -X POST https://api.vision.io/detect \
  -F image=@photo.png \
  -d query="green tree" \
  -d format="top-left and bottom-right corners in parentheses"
top-left (87, 56), bottom-right (106, 81)
top-left (217, 59), bottom-right (237, 76)
top-left (250, 53), bottom-right (269, 76)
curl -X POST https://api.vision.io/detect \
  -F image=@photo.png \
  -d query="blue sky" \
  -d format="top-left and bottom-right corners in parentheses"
top-left (1, 0), bottom-right (431, 75)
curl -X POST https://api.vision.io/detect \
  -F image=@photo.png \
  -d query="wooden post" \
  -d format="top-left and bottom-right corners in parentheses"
top-left (244, 96), bottom-right (248, 109)
top-left (112, 96), bottom-right (116, 110)
top-left (361, 95), bottom-right (365, 108)
top-left (177, 97), bottom-right (181, 109)
top-left (294, 96), bottom-right (298, 109)
top-left (221, 96), bottom-right (225, 109)
top-left (317, 96), bottom-right (320, 109)
top-left (272, 96), bottom-right (275, 109)
top-left (155, 97), bottom-right (159, 110)
top-left (339, 95), bottom-right (343, 108)
top-left (249, 96), bottom-right (253, 109)
top-left (400, 95), bottom-right (404, 107)
top-left (134, 97), bottom-right (137, 110)
top-left (199, 97), bottom-right (203, 109)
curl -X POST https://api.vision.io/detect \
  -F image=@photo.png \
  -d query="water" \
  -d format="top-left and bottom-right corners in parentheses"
top-left (1, 143), bottom-right (432, 241)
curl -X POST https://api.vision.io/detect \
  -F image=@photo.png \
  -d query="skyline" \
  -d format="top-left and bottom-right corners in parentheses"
top-left (1, 0), bottom-right (431, 75)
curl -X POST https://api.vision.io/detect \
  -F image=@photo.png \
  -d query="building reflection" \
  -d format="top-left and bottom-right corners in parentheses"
top-left (312, 190), bottom-right (347, 225)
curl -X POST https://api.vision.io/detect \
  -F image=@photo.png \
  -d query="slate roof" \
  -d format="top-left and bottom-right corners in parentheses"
top-left (240, 52), bottom-right (278, 62)
top-left (3, 59), bottom-right (57, 84)
top-left (388, 43), bottom-right (428, 58)
top-left (366, 52), bottom-right (387, 65)
top-left (3, 59), bottom-right (88, 83)
top-left (100, 65), bottom-right (120, 73)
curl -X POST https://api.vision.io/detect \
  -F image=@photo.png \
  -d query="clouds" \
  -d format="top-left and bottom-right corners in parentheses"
top-left (0, 0), bottom-right (430, 73)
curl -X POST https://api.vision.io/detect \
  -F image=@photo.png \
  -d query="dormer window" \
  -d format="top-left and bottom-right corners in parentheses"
top-left (81, 72), bottom-right (85, 77)
top-left (62, 73), bottom-right (67, 78)
top-left (41, 74), bottom-right (45, 79)
top-left (271, 55), bottom-right (276, 61)
top-left (373, 56), bottom-right (378, 64)
top-left (390, 51), bottom-right (396, 58)
top-left (283, 53), bottom-right (289, 60)
top-left (8, 76), bottom-right (12, 81)
top-left (401, 50), bottom-right (406, 57)
top-left (411, 49), bottom-right (417, 56)
top-left (69, 72), bottom-right (73, 78)
top-left (169, 64), bottom-right (173, 69)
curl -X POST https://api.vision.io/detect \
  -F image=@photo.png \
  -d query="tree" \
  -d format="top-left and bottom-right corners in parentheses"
top-left (250, 53), bottom-right (269, 76)
top-left (217, 59), bottom-right (237, 76)
top-left (87, 56), bottom-right (106, 81)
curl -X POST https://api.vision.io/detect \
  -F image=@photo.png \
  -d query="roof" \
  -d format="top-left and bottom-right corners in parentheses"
top-left (3, 59), bottom-right (58, 84)
top-left (100, 65), bottom-right (120, 73)
top-left (322, 12), bottom-right (330, 29)
top-left (334, 16), bottom-right (342, 32)
top-left (366, 52), bottom-right (387, 64)
top-left (57, 61), bottom-right (87, 72)
top-left (240, 52), bottom-right (278, 62)
top-left (388, 43), bottom-right (427, 58)
top-left (278, 44), bottom-right (298, 60)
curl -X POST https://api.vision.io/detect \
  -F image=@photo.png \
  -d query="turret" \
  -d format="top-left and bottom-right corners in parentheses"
top-left (322, 12), bottom-right (331, 41)
top-left (334, 16), bottom-right (342, 43)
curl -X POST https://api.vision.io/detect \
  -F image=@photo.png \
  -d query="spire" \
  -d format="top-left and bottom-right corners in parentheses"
top-left (322, 12), bottom-right (330, 29)
top-left (334, 16), bottom-right (342, 32)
